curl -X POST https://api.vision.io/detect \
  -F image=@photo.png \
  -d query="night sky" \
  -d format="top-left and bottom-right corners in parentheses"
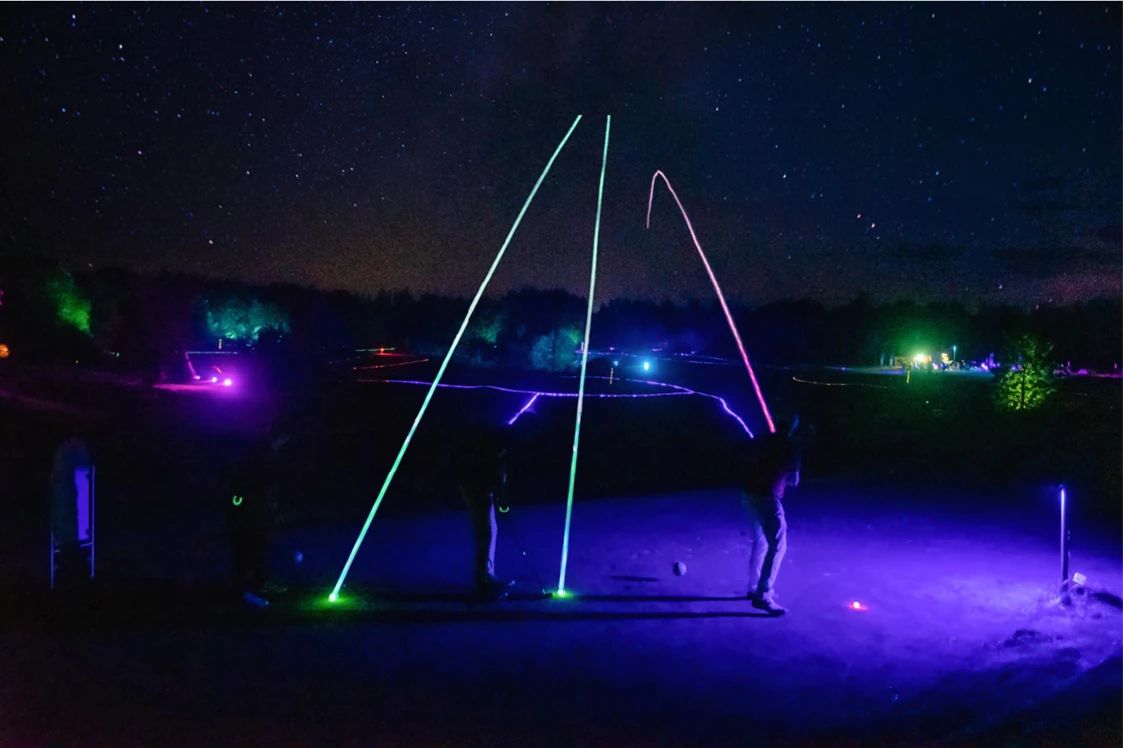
top-left (1, 3), bottom-right (1120, 307)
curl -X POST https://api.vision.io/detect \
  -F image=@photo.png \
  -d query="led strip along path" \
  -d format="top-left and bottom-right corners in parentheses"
top-left (357, 377), bottom-right (755, 436)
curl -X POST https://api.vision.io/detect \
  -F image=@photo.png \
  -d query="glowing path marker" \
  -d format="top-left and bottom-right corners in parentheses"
top-left (328, 115), bottom-right (583, 602)
top-left (646, 170), bottom-right (776, 434)
top-left (362, 378), bottom-right (753, 437)
top-left (556, 115), bottom-right (611, 597)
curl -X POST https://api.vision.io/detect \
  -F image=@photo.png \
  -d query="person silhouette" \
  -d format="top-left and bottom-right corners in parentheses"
top-left (741, 416), bottom-right (802, 615)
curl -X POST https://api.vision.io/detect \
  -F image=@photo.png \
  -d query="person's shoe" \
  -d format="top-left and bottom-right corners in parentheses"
top-left (476, 584), bottom-right (509, 602)
top-left (476, 576), bottom-right (514, 602)
top-left (748, 593), bottom-right (786, 616)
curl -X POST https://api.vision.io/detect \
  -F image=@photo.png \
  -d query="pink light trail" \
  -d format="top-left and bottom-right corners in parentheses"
top-left (646, 170), bottom-right (776, 434)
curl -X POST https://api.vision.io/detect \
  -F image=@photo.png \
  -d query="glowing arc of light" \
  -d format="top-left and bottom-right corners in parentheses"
top-left (328, 115), bottom-right (583, 603)
top-left (646, 170), bottom-right (775, 434)
top-left (558, 115), bottom-right (611, 595)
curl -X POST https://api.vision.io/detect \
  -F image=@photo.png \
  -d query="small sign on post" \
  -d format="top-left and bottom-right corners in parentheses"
top-left (50, 439), bottom-right (95, 590)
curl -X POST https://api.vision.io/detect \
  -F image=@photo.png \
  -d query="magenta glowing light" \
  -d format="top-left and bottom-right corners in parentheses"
top-left (223, 378), bottom-right (233, 386)
top-left (646, 170), bottom-right (775, 434)
top-left (508, 393), bottom-right (540, 426)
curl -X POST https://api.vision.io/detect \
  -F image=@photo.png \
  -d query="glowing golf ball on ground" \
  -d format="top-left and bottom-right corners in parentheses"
top-left (328, 593), bottom-right (338, 602)
top-left (223, 378), bottom-right (232, 386)
top-left (643, 361), bottom-right (651, 371)
top-left (852, 601), bottom-right (861, 609)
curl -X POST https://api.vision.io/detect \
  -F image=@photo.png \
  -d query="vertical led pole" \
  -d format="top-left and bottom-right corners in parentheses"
top-left (329, 115), bottom-right (583, 602)
top-left (556, 116), bottom-right (611, 597)
top-left (1060, 485), bottom-right (1070, 588)
top-left (646, 171), bottom-right (775, 433)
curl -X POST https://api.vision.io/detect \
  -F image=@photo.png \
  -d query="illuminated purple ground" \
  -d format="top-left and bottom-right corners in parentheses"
top-left (3, 486), bottom-right (1120, 746)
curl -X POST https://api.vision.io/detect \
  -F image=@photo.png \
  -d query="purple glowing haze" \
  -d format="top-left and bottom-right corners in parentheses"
top-left (646, 170), bottom-right (776, 434)
top-left (360, 377), bottom-right (753, 436)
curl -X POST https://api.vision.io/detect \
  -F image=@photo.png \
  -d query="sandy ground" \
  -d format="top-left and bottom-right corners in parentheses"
top-left (2, 486), bottom-right (1120, 747)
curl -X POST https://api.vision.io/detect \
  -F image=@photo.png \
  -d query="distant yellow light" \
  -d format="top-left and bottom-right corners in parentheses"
top-left (913, 353), bottom-right (928, 363)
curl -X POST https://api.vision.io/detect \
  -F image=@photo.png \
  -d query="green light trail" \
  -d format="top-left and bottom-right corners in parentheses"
top-left (556, 116), bottom-right (611, 596)
top-left (329, 115), bottom-right (584, 603)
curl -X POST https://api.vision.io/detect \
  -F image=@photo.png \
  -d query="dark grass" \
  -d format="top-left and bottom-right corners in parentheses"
top-left (2, 357), bottom-right (1119, 554)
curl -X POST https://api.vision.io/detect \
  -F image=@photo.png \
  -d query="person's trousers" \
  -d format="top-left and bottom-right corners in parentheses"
top-left (462, 488), bottom-right (497, 587)
top-left (742, 492), bottom-right (787, 597)
top-left (229, 521), bottom-right (270, 593)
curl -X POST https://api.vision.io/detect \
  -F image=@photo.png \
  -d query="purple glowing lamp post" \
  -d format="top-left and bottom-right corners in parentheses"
top-left (1059, 485), bottom-right (1071, 598)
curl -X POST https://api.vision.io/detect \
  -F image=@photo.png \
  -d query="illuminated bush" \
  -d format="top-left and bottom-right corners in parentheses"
top-left (204, 294), bottom-right (290, 345)
top-left (466, 309), bottom-right (505, 346)
top-left (530, 326), bottom-right (581, 371)
top-left (45, 271), bottom-right (91, 334)
top-left (995, 334), bottom-right (1056, 411)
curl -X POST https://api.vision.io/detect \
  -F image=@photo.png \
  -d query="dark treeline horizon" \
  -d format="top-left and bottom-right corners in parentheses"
top-left (1, 248), bottom-right (1120, 373)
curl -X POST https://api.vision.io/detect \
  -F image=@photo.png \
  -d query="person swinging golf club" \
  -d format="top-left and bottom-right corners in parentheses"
top-left (741, 415), bottom-right (802, 615)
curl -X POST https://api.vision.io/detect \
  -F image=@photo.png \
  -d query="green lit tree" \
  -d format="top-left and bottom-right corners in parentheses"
top-left (995, 334), bottom-right (1057, 411)
top-left (45, 271), bottom-right (92, 334)
top-left (529, 326), bottom-right (581, 371)
top-left (203, 294), bottom-right (290, 346)
top-left (466, 308), bottom-right (505, 346)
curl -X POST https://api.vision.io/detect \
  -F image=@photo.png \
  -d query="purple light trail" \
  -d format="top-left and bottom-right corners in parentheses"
top-left (360, 377), bottom-right (753, 437)
top-left (646, 170), bottom-right (776, 434)
top-left (508, 393), bottom-right (540, 425)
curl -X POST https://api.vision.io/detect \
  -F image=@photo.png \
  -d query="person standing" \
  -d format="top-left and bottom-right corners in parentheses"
top-left (227, 418), bottom-right (292, 607)
top-left (459, 427), bottom-right (515, 602)
top-left (741, 416), bottom-right (802, 615)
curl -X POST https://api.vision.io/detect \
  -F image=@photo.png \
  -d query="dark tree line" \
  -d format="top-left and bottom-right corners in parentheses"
top-left (1, 245), bottom-right (1119, 374)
